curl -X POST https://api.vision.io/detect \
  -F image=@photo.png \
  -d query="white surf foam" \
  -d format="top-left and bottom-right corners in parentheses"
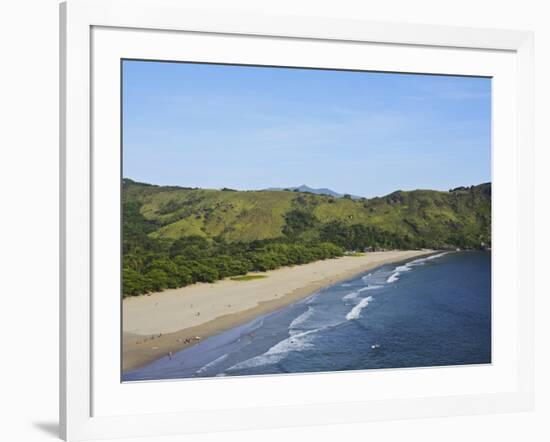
top-left (289, 307), bottom-right (315, 332)
top-left (387, 272), bottom-right (400, 283)
top-left (361, 285), bottom-right (382, 292)
top-left (386, 252), bottom-right (448, 284)
top-left (343, 285), bottom-right (382, 300)
top-left (195, 354), bottom-right (228, 374)
top-left (343, 290), bottom-right (360, 300)
top-left (409, 252), bottom-right (448, 266)
top-left (387, 263), bottom-right (412, 282)
top-left (426, 252), bottom-right (448, 260)
top-left (227, 328), bottom-right (319, 370)
top-left (361, 273), bottom-right (372, 283)
top-left (395, 264), bottom-right (412, 272)
top-left (346, 296), bottom-right (373, 320)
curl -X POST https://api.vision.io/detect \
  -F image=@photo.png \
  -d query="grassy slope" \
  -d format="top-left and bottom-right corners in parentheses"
top-left (123, 179), bottom-right (491, 248)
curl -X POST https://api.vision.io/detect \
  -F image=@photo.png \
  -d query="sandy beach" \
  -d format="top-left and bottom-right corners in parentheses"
top-left (123, 250), bottom-right (434, 372)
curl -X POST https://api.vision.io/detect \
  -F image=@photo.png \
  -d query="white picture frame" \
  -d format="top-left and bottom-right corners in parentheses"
top-left (60, 0), bottom-right (534, 440)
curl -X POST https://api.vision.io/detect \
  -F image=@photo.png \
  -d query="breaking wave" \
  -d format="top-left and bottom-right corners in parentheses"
top-left (195, 354), bottom-right (228, 374)
top-left (361, 273), bottom-right (372, 283)
top-left (289, 306), bottom-right (315, 330)
top-left (387, 252), bottom-right (447, 283)
top-left (226, 328), bottom-right (319, 370)
top-left (343, 285), bottom-right (383, 300)
top-left (387, 272), bottom-right (400, 283)
top-left (346, 296), bottom-right (374, 320)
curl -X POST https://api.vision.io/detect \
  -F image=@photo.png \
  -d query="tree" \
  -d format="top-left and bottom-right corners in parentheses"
top-left (282, 209), bottom-right (317, 238)
top-left (169, 235), bottom-right (211, 259)
top-left (144, 268), bottom-right (169, 292)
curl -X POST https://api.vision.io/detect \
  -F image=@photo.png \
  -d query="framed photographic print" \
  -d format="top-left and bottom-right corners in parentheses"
top-left (60, 0), bottom-right (534, 440)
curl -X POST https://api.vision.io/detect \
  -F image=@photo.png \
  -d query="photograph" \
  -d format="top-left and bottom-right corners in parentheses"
top-left (121, 60), bottom-right (492, 382)
top-left (1, 0), bottom-right (541, 439)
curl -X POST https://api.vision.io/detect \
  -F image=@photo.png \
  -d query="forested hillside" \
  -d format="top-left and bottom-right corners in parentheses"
top-left (122, 179), bottom-right (491, 296)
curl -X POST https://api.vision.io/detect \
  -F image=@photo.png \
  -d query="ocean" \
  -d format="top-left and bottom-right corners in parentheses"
top-left (123, 251), bottom-right (491, 381)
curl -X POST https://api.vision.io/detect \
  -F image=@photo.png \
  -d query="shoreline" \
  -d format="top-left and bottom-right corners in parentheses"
top-left (123, 249), bottom-right (435, 373)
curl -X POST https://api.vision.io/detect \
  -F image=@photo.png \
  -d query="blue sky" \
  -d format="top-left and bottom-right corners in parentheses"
top-left (123, 60), bottom-right (491, 198)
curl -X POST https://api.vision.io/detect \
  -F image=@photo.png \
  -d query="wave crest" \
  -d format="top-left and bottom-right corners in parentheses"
top-left (346, 296), bottom-right (374, 320)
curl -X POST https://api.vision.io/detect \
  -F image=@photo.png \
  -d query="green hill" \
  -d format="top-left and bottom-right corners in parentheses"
top-left (123, 179), bottom-right (491, 247)
top-left (122, 179), bottom-right (491, 296)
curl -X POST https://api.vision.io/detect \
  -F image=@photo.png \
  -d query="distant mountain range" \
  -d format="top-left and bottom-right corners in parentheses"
top-left (264, 185), bottom-right (362, 199)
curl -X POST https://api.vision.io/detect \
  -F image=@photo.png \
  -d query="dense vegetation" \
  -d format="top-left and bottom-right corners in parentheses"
top-left (122, 179), bottom-right (491, 297)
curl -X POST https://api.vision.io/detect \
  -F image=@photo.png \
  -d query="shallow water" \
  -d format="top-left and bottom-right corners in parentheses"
top-left (123, 251), bottom-right (491, 381)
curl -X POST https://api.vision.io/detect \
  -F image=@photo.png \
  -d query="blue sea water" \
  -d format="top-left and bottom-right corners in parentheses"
top-left (123, 251), bottom-right (491, 382)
